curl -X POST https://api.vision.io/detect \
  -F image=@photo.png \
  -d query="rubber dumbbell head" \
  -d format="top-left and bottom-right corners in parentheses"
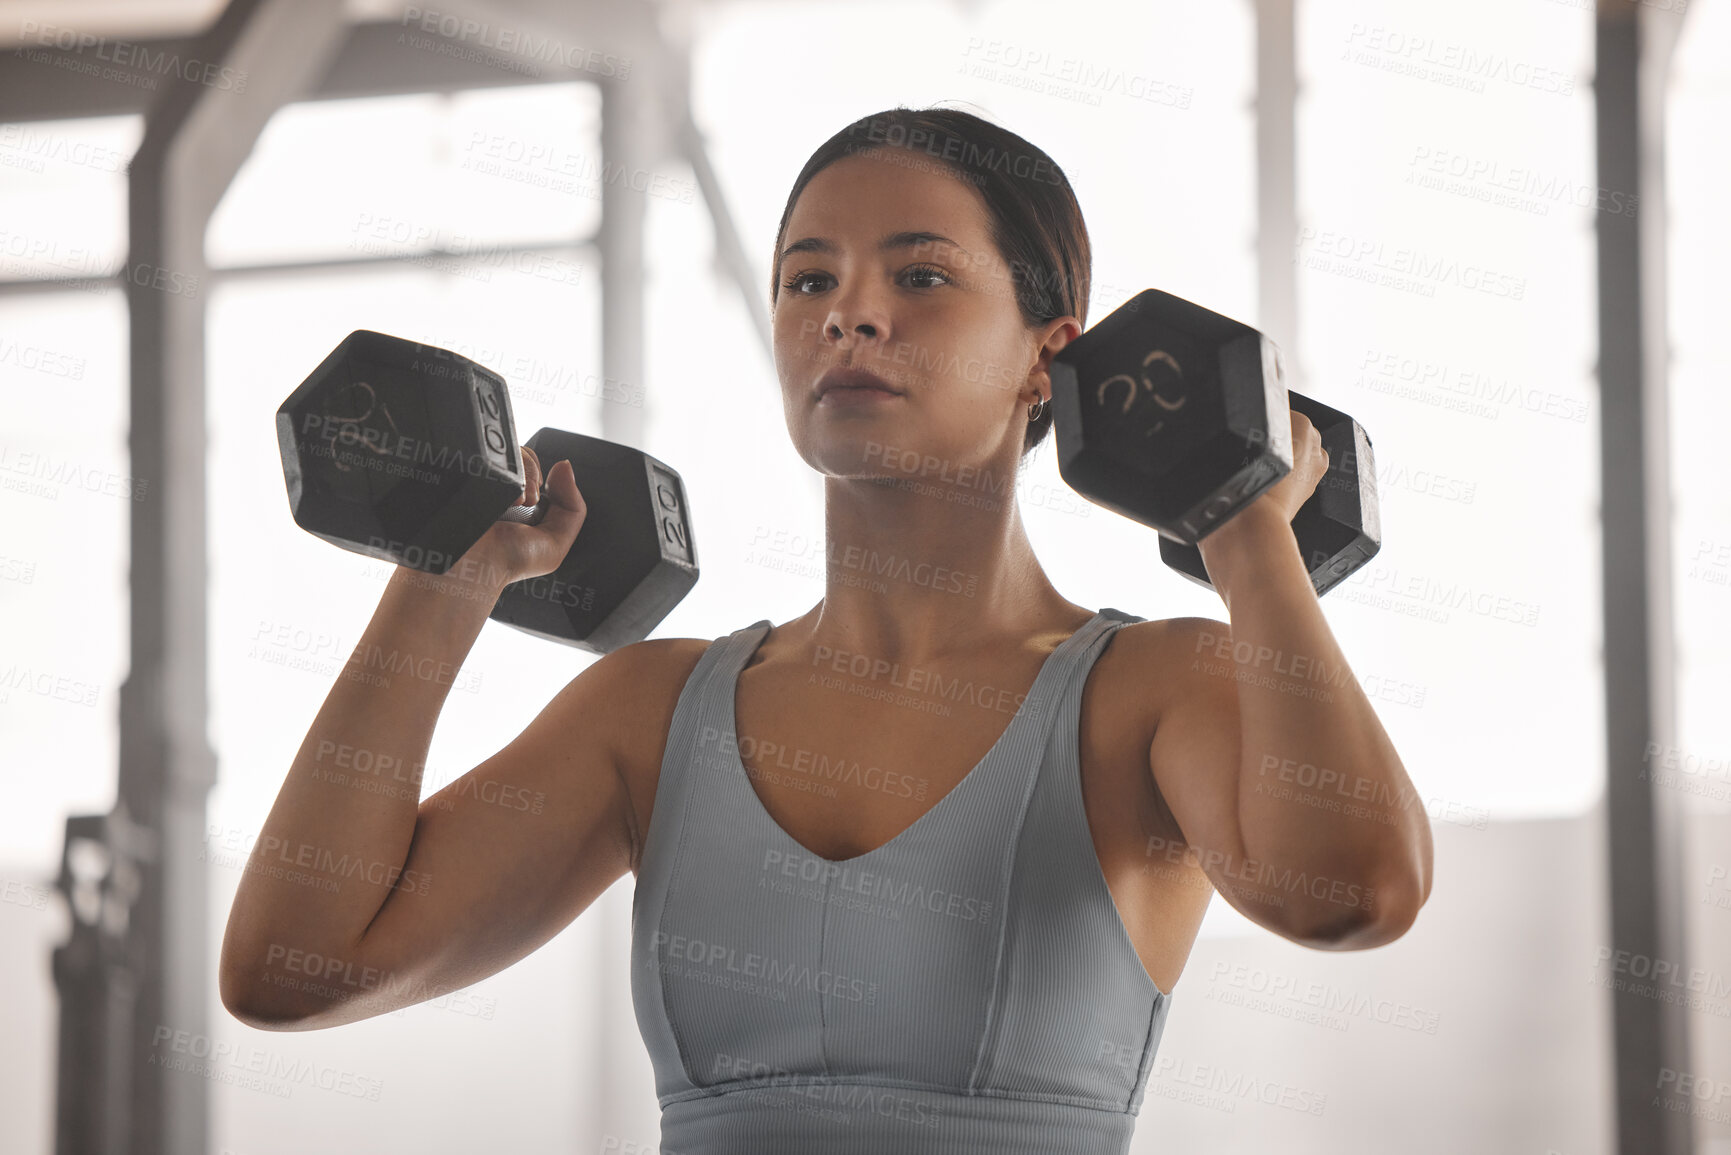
top-left (488, 427), bottom-right (699, 654)
top-left (1050, 289), bottom-right (1292, 541)
top-left (1050, 288), bottom-right (1380, 596)
top-left (1158, 392), bottom-right (1381, 596)
top-left (276, 330), bottom-right (523, 575)
top-left (277, 330), bottom-right (702, 652)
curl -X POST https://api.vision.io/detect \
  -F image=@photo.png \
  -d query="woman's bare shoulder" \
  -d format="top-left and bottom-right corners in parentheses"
top-left (1093, 615), bottom-right (1234, 713)
top-left (1112, 615), bottom-right (1233, 651)
top-left (601, 635), bottom-right (722, 756)
top-left (604, 616), bottom-right (784, 751)
top-left (593, 635), bottom-right (731, 848)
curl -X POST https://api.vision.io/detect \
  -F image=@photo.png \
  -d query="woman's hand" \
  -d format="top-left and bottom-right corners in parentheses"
top-left (1195, 408), bottom-right (1329, 564)
top-left (445, 446), bottom-right (589, 592)
top-left (1255, 407), bottom-right (1330, 526)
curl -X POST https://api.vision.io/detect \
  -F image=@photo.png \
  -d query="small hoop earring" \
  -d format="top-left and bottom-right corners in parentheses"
top-left (1027, 396), bottom-right (1049, 422)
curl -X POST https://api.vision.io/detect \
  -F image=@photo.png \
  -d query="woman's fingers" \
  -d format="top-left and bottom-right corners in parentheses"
top-left (542, 459), bottom-right (585, 514)
top-left (535, 460), bottom-right (588, 548)
top-left (519, 445), bottom-right (543, 507)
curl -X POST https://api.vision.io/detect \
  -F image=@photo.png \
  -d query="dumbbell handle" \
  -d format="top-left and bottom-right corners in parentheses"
top-left (495, 443), bottom-right (577, 525)
top-left (497, 500), bottom-right (550, 527)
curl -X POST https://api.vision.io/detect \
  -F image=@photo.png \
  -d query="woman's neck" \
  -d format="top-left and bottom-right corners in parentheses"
top-left (786, 473), bottom-right (1081, 665)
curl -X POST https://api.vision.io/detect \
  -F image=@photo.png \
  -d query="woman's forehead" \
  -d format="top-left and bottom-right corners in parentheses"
top-left (787, 153), bottom-right (991, 243)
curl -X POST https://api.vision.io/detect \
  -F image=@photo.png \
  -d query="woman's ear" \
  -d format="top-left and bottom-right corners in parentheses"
top-left (1029, 316), bottom-right (1083, 387)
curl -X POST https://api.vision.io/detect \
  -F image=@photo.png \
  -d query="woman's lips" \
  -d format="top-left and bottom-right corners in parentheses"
top-left (817, 385), bottom-right (902, 406)
top-left (815, 365), bottom-right (903, 400)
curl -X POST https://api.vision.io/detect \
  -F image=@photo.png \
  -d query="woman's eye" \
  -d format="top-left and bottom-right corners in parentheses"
top-left (904, 264), bottom-right (951, 289)
top-left (780, 266), bottom-right (952, 295)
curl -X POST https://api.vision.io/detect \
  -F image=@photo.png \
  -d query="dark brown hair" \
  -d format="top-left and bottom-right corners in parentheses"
top-left (770, 105), bottom-right (1091, 457)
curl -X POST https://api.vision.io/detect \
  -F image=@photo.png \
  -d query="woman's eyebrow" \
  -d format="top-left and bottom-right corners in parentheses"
top-left (779, 230), bottom-right (970, 261)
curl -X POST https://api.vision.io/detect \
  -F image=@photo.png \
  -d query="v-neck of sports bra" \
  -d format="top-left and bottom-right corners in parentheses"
top-left (724, 610), bottom-right (1109, 866)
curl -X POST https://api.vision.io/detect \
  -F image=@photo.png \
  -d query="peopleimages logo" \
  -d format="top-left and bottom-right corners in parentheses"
top-left (1294, 227), bottom-right (1526, 301)
top-left (148, 1025), bottom-right (382, 1101)
top-left (649, 930), bottom-right (881, 1006)
top-left (0, 124), bottom-right (128, 174)
top-left (15, 20), bottom-right (249, 92)
top-left (1340, 23), bottom-right (1574, 98)
top-left (760, 848), bottom-right (994, 925)
top-left (397, 7), bottom-right (632, 80)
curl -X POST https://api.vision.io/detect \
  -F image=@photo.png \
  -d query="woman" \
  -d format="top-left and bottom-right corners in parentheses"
top-left (221, 106), bottom-right (1432, 1153)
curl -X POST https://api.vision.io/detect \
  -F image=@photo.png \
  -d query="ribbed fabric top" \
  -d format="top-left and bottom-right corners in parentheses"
top-left (629, 607), bottom-right (1172, 1154)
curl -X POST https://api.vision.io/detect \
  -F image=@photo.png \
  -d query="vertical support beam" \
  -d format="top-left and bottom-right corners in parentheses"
top-left (599, 69), bottom-right (657, 451)
top-left (592, 56), bottom-right (661, 1144)
top-left (1254, 0), bottom-right (1299, 378)
top-left (664, 40), bottom-right (772, 361)
top-left (49, 2), bottom-right (347, 1152)
top-left (1594, 3), bottom-right (1690, 1153)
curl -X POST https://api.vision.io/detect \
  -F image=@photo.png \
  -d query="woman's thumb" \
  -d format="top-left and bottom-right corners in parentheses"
top-left (538, 459), bottom-right (587, 537)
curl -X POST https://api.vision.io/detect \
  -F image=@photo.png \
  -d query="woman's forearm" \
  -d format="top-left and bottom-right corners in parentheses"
top-left (1196, 506), bottom-right (1434, 945)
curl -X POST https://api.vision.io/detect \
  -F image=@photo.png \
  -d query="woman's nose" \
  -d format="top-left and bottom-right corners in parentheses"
top-left (827, 319), bottom-right (878, 340)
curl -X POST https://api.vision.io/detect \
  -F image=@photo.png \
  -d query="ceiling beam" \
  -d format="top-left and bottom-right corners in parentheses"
top-left (0, 17), bottom-right (604, 123)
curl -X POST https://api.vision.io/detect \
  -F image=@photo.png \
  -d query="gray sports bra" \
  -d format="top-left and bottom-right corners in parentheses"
top-left (629, 607), bottom-right (1172, 1153)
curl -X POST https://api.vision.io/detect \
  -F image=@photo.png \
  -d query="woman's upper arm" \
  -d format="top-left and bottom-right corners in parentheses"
top-left (1143, 617), bottom-right (1295, 935)
top-left (272, 637), bottom-right (704, 1028)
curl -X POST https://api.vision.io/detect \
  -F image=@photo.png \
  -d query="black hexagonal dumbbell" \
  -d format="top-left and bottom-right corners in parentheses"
top-left (488, 426), bottom-right (700, 652)
top-left (1049, 288), bottom-right (1380, 597)
top-left (276, 329), bottom-right (698, 652)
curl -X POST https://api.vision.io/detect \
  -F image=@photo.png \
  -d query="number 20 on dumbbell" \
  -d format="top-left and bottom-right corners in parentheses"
top-left (1049, 288), bottom-right (1381, 596)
